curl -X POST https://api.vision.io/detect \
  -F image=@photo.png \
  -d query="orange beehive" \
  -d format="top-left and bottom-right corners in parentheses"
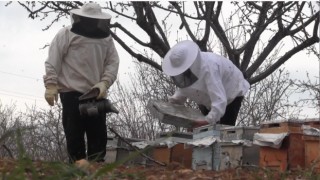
top-left (259, 120), bottom-right (305, 171)
top-left (151, 132), bottom-right (193, 168)
top-left (302, 118), bottom-right (320, 173)
top-left (152, 143), bottom-right (192, 168)
top-left (302, 119), bottom-right (320, 172)
top-left (303, 135), bottom-right (320, 172)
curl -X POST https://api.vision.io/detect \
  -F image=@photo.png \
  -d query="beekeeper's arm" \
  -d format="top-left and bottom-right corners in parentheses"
top-left (168, 88), bottom-right (187, 105)
top-left (204, 68), bottom-right (228, 125)
top-left (93, 37), bottom-right (120, 99)
top-left (43, 28), bottom-right (69, 105)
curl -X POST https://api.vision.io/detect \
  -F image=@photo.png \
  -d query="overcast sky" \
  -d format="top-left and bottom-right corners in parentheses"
top-left (0, 1), bottom-right (319, 117)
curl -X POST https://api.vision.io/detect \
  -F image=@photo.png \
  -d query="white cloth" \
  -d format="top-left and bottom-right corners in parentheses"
top-left (253, 133), bottom-right (288, 149)
top-left (43, 26), bottom-right (119, 93)
top-left (231, 139), bottom-right (253, 147)
top-left (186, 136), bottom-right (219, 147)
top-left (302, 125), bottom-right (320, 136)
top-left (131, 141), bottom-right (149, 149)
top-left (169, 52), bottom-right (250, 124)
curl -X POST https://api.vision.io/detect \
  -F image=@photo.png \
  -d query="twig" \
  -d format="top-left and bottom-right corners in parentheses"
top-left (2, 144), bottom-right (14, 159)
top-left (108, 127), bottom-right (166, 166)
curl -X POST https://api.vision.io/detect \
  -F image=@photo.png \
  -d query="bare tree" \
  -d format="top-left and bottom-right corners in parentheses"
top-left (21, 105), bottom-right (67, 162)
top-left (294, 73), bottom-right (320, 116)
top-left (108, 61), bottom-right (177, 140)
top-left (0, 102), bottom-right (68, 162)
top-left (10, 1), bottom-right (319, 84)
top-left (237, 67), bottom-right (305, 126)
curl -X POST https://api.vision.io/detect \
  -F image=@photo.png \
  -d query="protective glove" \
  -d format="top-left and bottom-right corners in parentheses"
top-left (45, 84), bottom-right (58, 106)
top-left (192, 119), bottom-right (210, 128)
top-left (168, 96), bottom-right (185, 105)
top-left (92, 81), bottom-right (109, 99)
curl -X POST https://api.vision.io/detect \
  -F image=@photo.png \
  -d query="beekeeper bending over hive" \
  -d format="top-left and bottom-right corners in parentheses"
top-left (162, 40), bottom-right (250, 128)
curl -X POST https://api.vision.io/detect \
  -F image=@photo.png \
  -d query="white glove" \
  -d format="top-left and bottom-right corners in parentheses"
top-left (168, 95), bottom-right (185, 105)
top-left (45, 84), bottom-right (58, 106)
top-left (92, 81), bottom-right (109, 99)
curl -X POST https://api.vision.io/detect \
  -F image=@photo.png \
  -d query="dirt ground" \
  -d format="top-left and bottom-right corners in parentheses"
top-left (0, 158), bottom-right (318, 180)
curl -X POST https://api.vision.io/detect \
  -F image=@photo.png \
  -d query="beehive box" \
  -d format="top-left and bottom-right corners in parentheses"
top-left (193, 124), bottom-right (229, 139)
top-left (220, 126), bottom-right (259, 142)
top-left (304, 118), bottom-right (320, 129)
top-left (219, 142), bottom-right (260, 170)
top-left (302, 135), bottom-right (320, 172)
top-left (159, 131), bottom-right (193, 139)
top-left (105, 136), bottom-right (118, 163)
top-left (259, 119), bottom-right (304, 134)
top-left (191, 139), bottom-right (220, 170)
top-left (191, 124), bottom-right (225, 170)
top-left (147, 99), bottom-right (205, 128)
top-left (115, 137), bottom-right (149, 165)
top-left (151, 132), bottom-right (193, 168)
top-left (258, 120), bottom-right (305, 171)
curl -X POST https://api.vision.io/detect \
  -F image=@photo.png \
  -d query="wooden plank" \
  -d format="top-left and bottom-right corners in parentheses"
top-left (260, 122), bottom-right (302, 134)
top-left (152, 147), bottom-right (171, 165)
top-left (303, 135), bottom-right (320, 172)
top-left (259, 146), bottom-right (288, 171)
top-left (171, 144), bottom-right (193, 168)
top-left (287, 134), bottom-right (305, 169)
top-left (258, 133), bottom-right (305, 171)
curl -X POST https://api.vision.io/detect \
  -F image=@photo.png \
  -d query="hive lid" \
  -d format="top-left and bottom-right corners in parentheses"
top-left (147, 99), bottom-right (205, 128)
top-left (261, 118), bottom-right (306, 125)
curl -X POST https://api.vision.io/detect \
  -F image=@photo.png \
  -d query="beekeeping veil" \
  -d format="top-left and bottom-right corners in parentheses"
top-left (162, 40), bottom-right (202, 88)
top-left (70, 3), bottom-right (111, 38)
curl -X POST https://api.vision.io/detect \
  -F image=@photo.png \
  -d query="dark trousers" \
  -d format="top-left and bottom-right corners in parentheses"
top-left (60, 91), bottom-right (107, 163)
top-left (199, 96), bottom-right (244, 126)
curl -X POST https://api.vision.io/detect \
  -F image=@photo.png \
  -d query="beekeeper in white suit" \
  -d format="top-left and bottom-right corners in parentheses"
top-left (162, 40), bottom-right (250, 128)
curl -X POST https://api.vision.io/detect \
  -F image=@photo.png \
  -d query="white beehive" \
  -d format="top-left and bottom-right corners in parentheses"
top-left (220, 126), bottom-right (259, 142)
top-left (191, 124), bottom-right (225, 171)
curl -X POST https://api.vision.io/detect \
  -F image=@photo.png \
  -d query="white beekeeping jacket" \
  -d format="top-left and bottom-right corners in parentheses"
top-left (170, 52), bottom-right (250, 124)
top-left (43, 26), bottom-right (119, 93)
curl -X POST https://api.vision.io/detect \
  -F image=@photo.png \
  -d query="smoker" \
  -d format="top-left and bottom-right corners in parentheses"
top-left (78, 88), bottom-right (119, 116)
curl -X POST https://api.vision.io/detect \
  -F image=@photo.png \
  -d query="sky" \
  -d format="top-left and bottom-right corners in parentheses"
top-left (0, 1), bottom-right (319, 118)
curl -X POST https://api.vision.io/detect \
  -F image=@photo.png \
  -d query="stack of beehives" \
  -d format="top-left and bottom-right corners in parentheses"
top-left (186, 124), bottom-right (260, 171)
top-left (253, 118), bottom-right (320, 172)
top-left (147, 100), bottom-right (320, 172)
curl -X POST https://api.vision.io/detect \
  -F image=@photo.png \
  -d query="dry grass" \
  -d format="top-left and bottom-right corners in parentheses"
top-left (0, 158), bottom-right (319, 180)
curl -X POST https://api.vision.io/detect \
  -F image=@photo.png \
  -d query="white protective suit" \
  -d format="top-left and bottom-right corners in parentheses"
top-left (43, 26), bottom-right (119, 93)
top-left (169, 52), bottom-right (250, 124)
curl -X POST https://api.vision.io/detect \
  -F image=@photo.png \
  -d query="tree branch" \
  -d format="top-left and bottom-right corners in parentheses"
top-left (249, 35), bottom-right (319, 84)
top-left (240, 2), bottom-right (273, 71)
top-left (109, 31), bottom-right (162, 71)
top-left (246, 31), bottom-right (285, 78)
top-left (209, 2), bottom-right (234, 61)
top-left (111, 22), bottom-right (149, 46)
top-left (170, 2), bottom-right (197, 42)
top-left (132, 2), bottom-right (169, 58)
top-left (198, 2), bottom-right (213, 50)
